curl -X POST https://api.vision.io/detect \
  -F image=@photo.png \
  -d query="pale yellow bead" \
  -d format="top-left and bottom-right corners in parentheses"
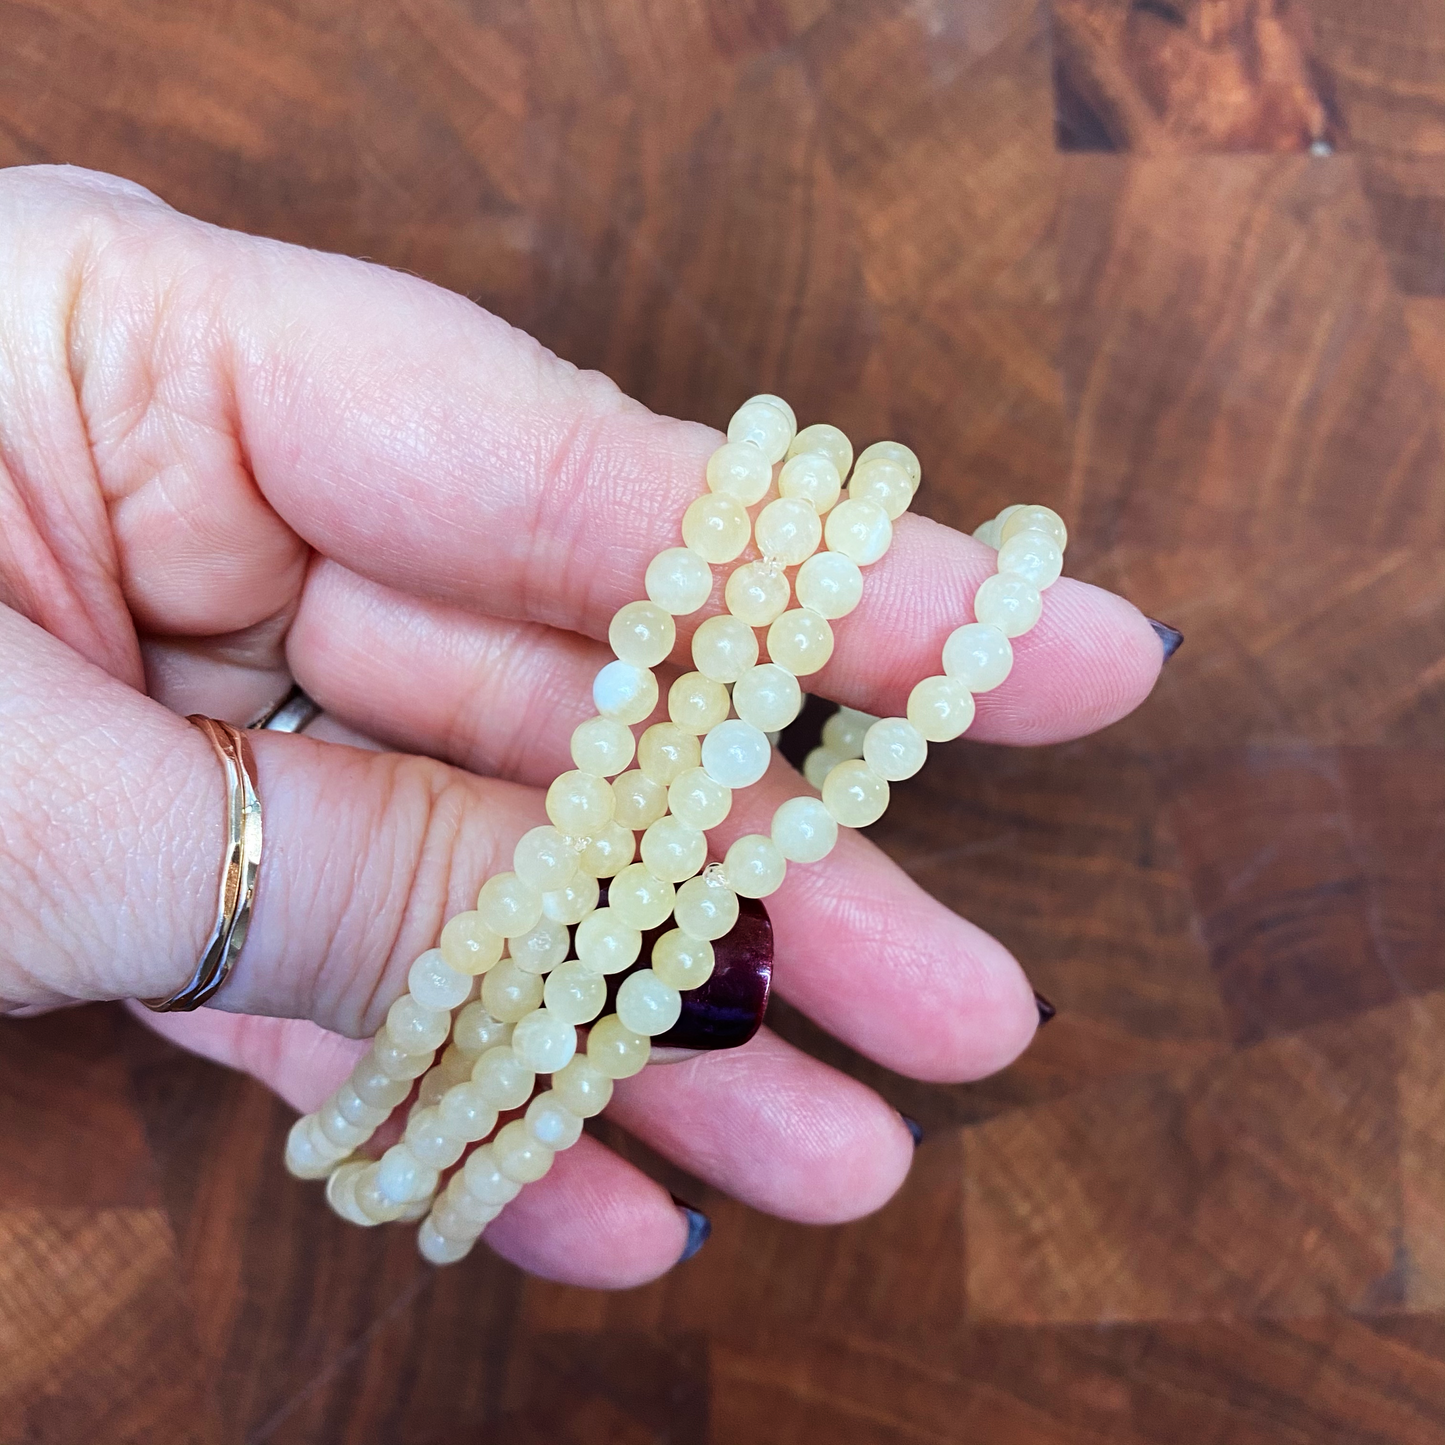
top-left (726, 560), bottom-right (791, 627)
top-left (673, 874), bottom-right (740, 939)
top-left (770, 795), bottom-right (838, 862)
top-left (609, 601), bottom-right (676, 668)
top-left (418, 1217), bottom-right (475, 1265)
top-left (476, 871), bottom-right (545, 939)
top-left (550, 1055), bottom-right (614, 1117)
top-left (999, 503), bottom-right (1066, 550)
top-left (376, 1143), bottom-right (440, 1204)
top-left (508, 916), bottom-right (570, 974)
top-left (407, 948), bottom-right (472, 1011)
top-left (430, 1194), bottom-right (486, 1243)
top-left (387, 994), bottom-right (451, 1053)
top-left (824, 497), bottom-right (892, 565)
top-left (997, 528), bottom-right (1064, 590)
top-left (634, 723), bottom-right (699, 789)
top-left (996, 503), bottom-right (1026, 528)
top-left (373, 1033), bottom-right (434, 1081)
top-left (541, 872), bottom-right (600, 924)
top-left (510, 1007), bottom-right (578, 1074)
top-left (575, 907), bottom-right (643, 974)
top-left (941, 622), bottom-right (1013, 692)
top-left (974, 572), bottom-right (1042, 637)
top-left (546, 769), bottom-right (616, 834)
top-left (907, 674), bottom-right (976, 742)
top-left (747, 392), bottom-right (797, 433)
top-left (611, 770), bottom-right (668, 831)
top-left (767, 608), bottom-right (834, 676)
top-left (284, 1116), bottom-right (344, 1179)
top-left (862, 717), bottom-right (928, 781)
top-left (668, 671), bottom-right (731, 734)
top-left (592, 659), bottom-right (659, 725)
top-left (706, 440), bottom-right (773, 505)
top-left (493, 1118), bottom-right (555, 1183)
top-left (586, 1013), bottom-right (652, 1078)
top-left (803, 744), bottom-right (842, 790)
top-left (452, 1002), bottom-right (511, 1056)
top-left (326, 1162), bottom-right (374, 1225)
top-left (607, 862), bottom-right (678, 929)
top-left (318, 1097), bottom-right (370, 1151)
top-left (732, 663), bottom-right (802, 732)
top-left (641, 815), bottom-right (708, 883)
top-left (972, 518), bottom-right (1001, 549)
top-left (481, 956), bottom-right (545, 1022)
top-left (848, 457), bottom-right (913, 520)
top-left (616, 969), bottom-right (682, 1036)
top-left (575, 821), bottom-right (635, 877)
top-left (439, 911), bottom-right (505, 976)
top-left (701, 718), bottom-right (773, 788)
top-left (692, 613), bottom-right (759, 684)
top-left (650, 929), bottom-right (715, 990)
top-left (471, 1044), bottom-right (536, 1110)
top-left (668, 767), bottom-right (732, 831)
top-left (682, 493), bottom-right (751, 563)
top-left (778, 452), bottom-right (842, 513)
top-left (525, 1090), bottom-right (584, 1150)
top-left (512, 825), bottom-right (581, 894)
top-left (755, 496), bottom-right (823, 566)
top-left (355, 1165), bottom-right (409, 1223)
top-left (461, 1144), bottom-right (523, 1205)
top-left (543, 960), bottom-right (608, 1025)
top-left (350, 1053), bottom-right (412, 1111)
top-left (821, 707), bottom-right (871, 758)
top-left (822, 759), bottom-right (890, 827)
top-left (437, 1080), bottom-right (498, 1143)
top-left (415, 1062), bottom-right (452, 1110)
top-left (857, 439), bottom-right (921, 491)
top-left (723, 833), bottom-right (787, 897)
top-left (571, 715), bottom-right (636, 777)
top-left (794, 550), bottom-right (863, 619)
top-left (789, 422), bottom-right (853, 479)
top-left (405, 1106), bottom-right (467, 1170)
top-left (727, 399), bottom-right (792, 463)
top-left (645, 546), bottom-right (714, 615)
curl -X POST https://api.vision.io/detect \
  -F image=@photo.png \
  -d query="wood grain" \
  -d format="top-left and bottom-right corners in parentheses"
top-left (0, 0), bottom-right (1442, 1439)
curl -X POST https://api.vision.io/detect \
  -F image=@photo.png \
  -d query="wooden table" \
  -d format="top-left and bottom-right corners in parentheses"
top-left (1, 1), bottom-right (1442, 1440)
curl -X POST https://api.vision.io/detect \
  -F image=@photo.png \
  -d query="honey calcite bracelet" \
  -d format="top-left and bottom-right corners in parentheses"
top-left (283, 393), bottom-right (1067, 1267)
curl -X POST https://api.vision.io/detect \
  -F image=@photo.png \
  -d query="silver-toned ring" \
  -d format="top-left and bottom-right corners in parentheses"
top-left (248, 683), bottom-right (322, 734)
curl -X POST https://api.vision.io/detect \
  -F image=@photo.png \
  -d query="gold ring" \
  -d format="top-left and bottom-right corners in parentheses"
top-left (143, 716), bottom-right (263, 1012)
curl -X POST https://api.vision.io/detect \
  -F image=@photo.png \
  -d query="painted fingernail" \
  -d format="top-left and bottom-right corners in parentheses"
top-left (672, 1196), bottom-right (712, 1261)
top-left (654, 897), bottom-right (773, 1051)
top-left (1147, 618), bottom-right (1184, 661)
top-left (901, 1114), bottom-right (924, 1146)
top-left (1034, 990), bottom-right (1057, 1026)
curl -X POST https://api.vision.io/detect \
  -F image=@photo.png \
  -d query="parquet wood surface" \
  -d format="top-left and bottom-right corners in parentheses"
top-left (2, 1), bottom-right (1443, 1440)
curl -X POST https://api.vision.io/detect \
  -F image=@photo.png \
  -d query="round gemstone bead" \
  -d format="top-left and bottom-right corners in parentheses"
top-left (974, 573), bottom-right (1042, 637)
top-left (789, 423), bottom-right (853, 479)
top-left (592, 660), bottom-right (659, 725)
top-left (732, 663), bottom-right (803, 732)
top-left (997, 528), bottom-right (1063, 590)
top-left (766, 608), bottom-right (834, 676)
top-left (778, 451), bottom-right (842, 513)
top-left (821, 707), bottom-right (870, 757)
top-left (941, 622), bottom-right (1013, 692)
top-left (723, 833), bottom-right (787, 897)
top-left (856, 439), bottom-right (920, 491)
top-left (770, 794), bottom-right (838, 862)
top-left (375, 1144), bottom-right (439, 1205)
top-left (525, 1091), bottom-right (584, 1150)
top-left (645, 546), bottom-right (714, 615)
top-left (508, 916), bottom-right (570, 974)
top-left (822, 759), bottom-right (890, 827)
top-left (471, 1045), bottom-right (536, 1110)
top-left (609, 601), bottom-right (676, 667)
top-left (541, 872), bottom-right (600, 924)
top-left (706, 441), bottom-right (773, 505)
top-left (616, 969), bottom-right (683, 1036)
top-left (692, 614), bottom-right (759, 683)
top-left (907, 674), bottom-right (976, 742)
top-left (862, 717), bottom-right (928, 781)
top-left (387, 994), bottom-right (451, 1053)
top-left (824, 497), bottom-right (892, 565)
top-left (638, 721), bottom-right (702, 785)
top-left (748, 393), bottom-right (797, 432)
top-left (607, 862), bottom-right (678, 929)
top-left (408, 948), bottom-right (472, 1011)
top-left (668, 671), bottom-right (731, 733)
top-left (543, 961), bottom-right (608, 1025)
top-left (493, 1119), bottom-right (554, 1183)
top-left (476, 871), bottom-right (545, 938)
top-left (727, 400), bottom-right (792, 463)
top-left (461, 1145), bottom-right (523, 1206)
top-left (575, 821), bottom-right (635, 878)
top-left (510, 1007), bottom-right (578, 1074)
top-left (571, 715), bottom-right (636, 777)
top-left (794, 550), bottom-right (863, 619)
top-left (513, 825), bottom-right (581, 893)
top-left (650, 929), bottom-right (715, 990)
top-left (405, 1107), bottom-right (466, 1170)
top-left (418, 1217), bottom-right (474, 1264)
top-left (673, 875), bottom-right (740, 939)
top-left (999, 503), bottom-right (1066, 549)
top-left (973, 518), bottom-right (1001, 549)
top-left (848, 458), bottom-right (913, 519)
top-left (682, 493), bottom-right (751, 563)
top-left (545, 769), bottom-right (615, 834)
top-left (754, 496), bottom-right (823, 566)
top-left (452, 1001), bottom-right (511, 1056)
top-left (587, 1014), bottom-right (651, 1078)
top-left (668, 767), bottom-right (732, 831)
top-left (575, 908), bottom-right (643, 974)
top-left (439, 911), bottom-right (505, 976)
top-left (350, 1055), bottom-right (411, 1111)
top-left (803, 744), bottom-right (842, 790)
top-left (612, 770), bottom-right (669, 829)
top-left (550, 1056), bottom-right (615, 1117)
top-left (701, 718), bottom-right (772, 789)
top-left (726, 560), bottom-right (791, 627)
top-left (374, 1034), bottom-right (433, 1080)
top-left (437, 1081), bottom-right (498, 1143)
top-left (481, 957), bottom-right (545, 1022)
top-left (641, 816), bottom-right (708, 883)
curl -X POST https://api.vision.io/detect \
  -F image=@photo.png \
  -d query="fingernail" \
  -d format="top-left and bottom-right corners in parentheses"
top-left (1034, 990), bottom-right (1057, 1026)
top-left (901, 1114), bottom-right (924, 1146)
top-left (653, 897), bottom-right (773, 1052)
top-left (672, 1196), bottom-right (712, 1261)
top-left (1147, 618), bottom-right (1184, 661)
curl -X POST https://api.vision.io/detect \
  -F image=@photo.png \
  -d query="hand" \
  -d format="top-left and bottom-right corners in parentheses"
top-left (0, 166), bottom-right (1163, 1286)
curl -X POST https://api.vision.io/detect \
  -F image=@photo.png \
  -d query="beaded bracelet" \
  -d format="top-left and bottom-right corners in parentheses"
top-left (283, 394), bottom-right (1067, 1266)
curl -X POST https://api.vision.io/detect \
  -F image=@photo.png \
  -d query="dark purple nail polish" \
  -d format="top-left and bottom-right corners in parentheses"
top-left (901, 1115), bottom-right (924, 1146)
top-left (1147, 618), bottom-right (1184, 660)
top-left (1034, 990), bottom-right (1057, 1026)
top-left (672, 1196), bottom-right (712, 1261)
